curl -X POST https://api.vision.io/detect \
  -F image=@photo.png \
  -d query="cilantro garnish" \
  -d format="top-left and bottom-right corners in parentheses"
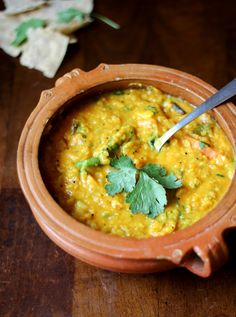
top-left (141, 164), bottom-right (182, 189)
top-left (105, 156), bottom-right (136, 196)
top-left (11, 18), bottom-right (45, 47)
top-left (126, 171), bottom-right (167, 218)
top-left (57, 8), bottom-right (85, 24)
top-left (105, 156), bottom-right (182, 218)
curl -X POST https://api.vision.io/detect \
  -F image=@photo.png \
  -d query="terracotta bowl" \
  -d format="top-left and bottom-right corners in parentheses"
top-left (17, 64), bottom-right (236, 277)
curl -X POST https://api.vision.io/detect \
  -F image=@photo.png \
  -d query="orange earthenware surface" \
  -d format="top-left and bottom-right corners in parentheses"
top-left (17, 64), bottom-right (236, 277)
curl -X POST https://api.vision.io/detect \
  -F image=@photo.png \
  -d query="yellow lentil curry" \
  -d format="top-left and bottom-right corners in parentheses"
top-left (40, 86), bottom-right (235, 238)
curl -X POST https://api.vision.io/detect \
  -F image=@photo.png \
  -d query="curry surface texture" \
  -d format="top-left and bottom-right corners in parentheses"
top-left (40, 86), bottom-right (235, 238)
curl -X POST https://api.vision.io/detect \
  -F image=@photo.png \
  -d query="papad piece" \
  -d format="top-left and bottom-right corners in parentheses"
top-left (18, 0), bottom-right (94, 34)
top-left (3, 0), bottom-right (46, 15)
top-left (11, 18), bottom-right (46, 47)
top-left (20, 28), bottom-right (69, 78)
top-left (56, 0), bottom-right (94, 15)
top-left (51, 16), bottom-right (92, 35)
top-left (0, 12), bottom-right (23, 56)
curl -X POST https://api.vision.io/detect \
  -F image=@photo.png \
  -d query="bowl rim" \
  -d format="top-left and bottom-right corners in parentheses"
top-left (17, 63), bottom-right (236, 264)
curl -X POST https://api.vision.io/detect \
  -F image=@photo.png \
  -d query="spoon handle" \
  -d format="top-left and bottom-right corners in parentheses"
top-left (155, 78), bottom-right (236, 151)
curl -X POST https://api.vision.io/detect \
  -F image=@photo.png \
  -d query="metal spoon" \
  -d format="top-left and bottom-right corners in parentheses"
top-left (154, 78), bottom-right (236, 152)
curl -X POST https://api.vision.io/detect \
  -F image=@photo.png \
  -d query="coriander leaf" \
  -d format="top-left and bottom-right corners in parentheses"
top-left (105, 168), bottom-right (136, 196)
top-left (110, 155), bottom-right (135, 169)
top-left (75, 157), bottom-right (100, 171)
top-left (148, 137), bottom-right (156, 149)
top-left (105, 156), bottom-right (136, 196)
top-left (126, 171), bottom-right (167, 218)
top-left (145, 105), bottom-right (158, 113)
top-left (57, 7), bottom-right (85, 24)
top-left (141, 163), bottom-right (182, 189)
top-left (193, 123), bottom-right (211, 136)
top-left (158, 173), bottom-right (182, 189)
top-left (105, 156), bottom-right (182, 218)
top-left (11, 18), bottom-right (45, 47)
top-left (141, 164), bottom-right (166, 177)
top-left (216, 173), bottom-right (224, 177)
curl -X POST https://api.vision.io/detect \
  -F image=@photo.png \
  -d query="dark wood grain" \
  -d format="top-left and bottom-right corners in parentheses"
top-left (0, 190), bottom-right (74, 317)
top-left (0, 0), bottom-right (236, 316)
top-left (73, 259), bottom-right (236, 317)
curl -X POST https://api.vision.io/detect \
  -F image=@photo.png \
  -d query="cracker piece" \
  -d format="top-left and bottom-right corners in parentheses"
top-left (20, 28), bottom-right (69, 78)
top-left (3, 0), bottom-right (46, 15)
top-left (0, 12), bottom-right (23, 56)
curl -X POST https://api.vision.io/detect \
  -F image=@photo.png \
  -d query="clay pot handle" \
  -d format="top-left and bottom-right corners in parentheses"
top-left (182, 207), bottom-right (236, 277)
top-left (182, 234), bottom-right (229, 277)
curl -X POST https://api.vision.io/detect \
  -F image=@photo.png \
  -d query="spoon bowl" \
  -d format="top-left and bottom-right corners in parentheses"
top-left (155, 78), bottom-right (236, 152)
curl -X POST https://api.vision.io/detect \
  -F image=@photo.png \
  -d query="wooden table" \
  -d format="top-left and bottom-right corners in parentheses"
top-left (1, 0), bottom-right (236, 316)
